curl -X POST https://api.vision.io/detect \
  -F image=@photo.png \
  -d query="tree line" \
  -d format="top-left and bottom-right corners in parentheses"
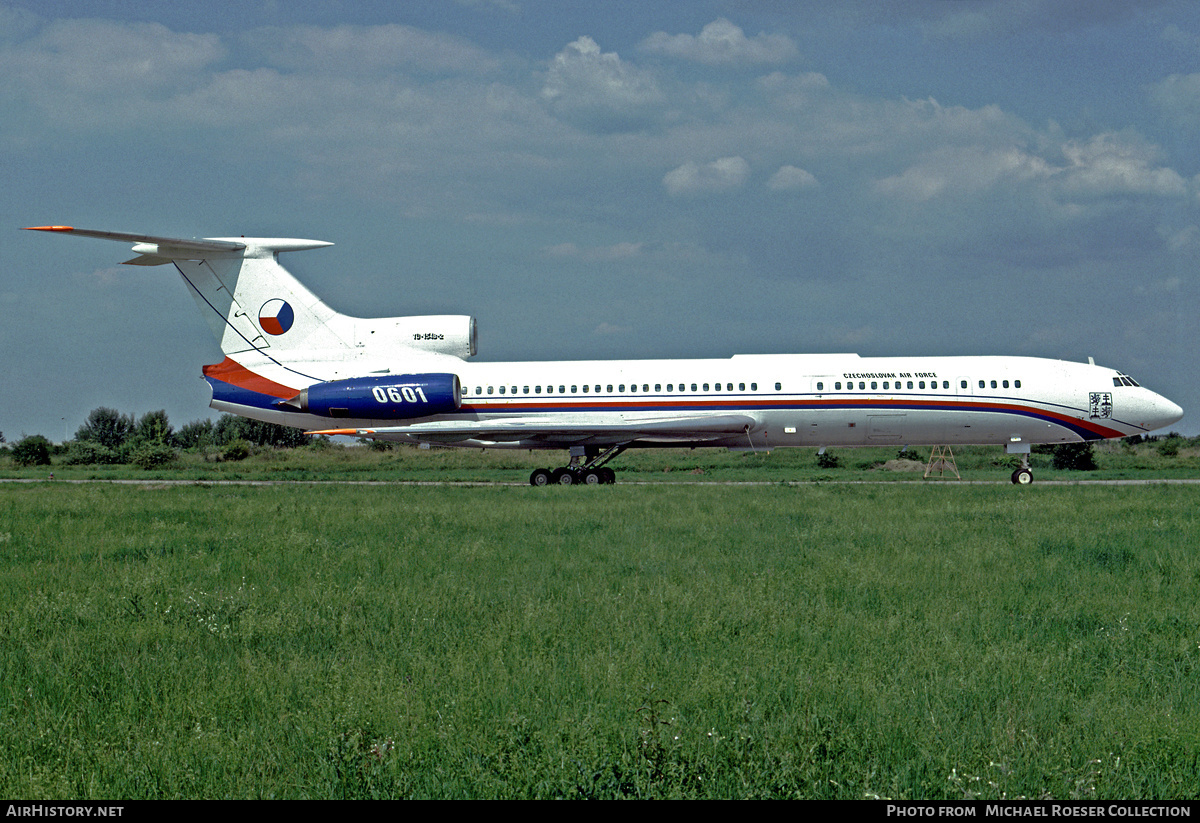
top-left (4, 407), bottom-right (311, 468)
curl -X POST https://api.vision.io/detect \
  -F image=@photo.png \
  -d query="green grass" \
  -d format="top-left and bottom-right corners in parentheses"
top-left (1, 482), bottom-right (1198, 798)
top-left (3, 439), bottom-right (1200, 483)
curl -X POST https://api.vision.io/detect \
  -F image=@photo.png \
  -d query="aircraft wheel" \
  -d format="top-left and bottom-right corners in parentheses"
top-left (552, 467), bottom-right (576, 485)
top-left (1011, 467), bottom-right (1033, 485)
top-left (600, 467), bottom-right (617, 484)
top-left (580, 469), bottom-right (603, 485)
top-left (530, 468), bottom-right (552, 487)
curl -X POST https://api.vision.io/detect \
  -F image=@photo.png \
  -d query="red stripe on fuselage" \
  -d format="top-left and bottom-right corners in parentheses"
top-left (458, 396), bottom-right (1128, 439)
top-left (202, 357), bottom-right (298, 399)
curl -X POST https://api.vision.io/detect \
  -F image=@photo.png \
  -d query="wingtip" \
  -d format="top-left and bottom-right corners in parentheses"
top-left (23, 225), bottom-right (75, 232)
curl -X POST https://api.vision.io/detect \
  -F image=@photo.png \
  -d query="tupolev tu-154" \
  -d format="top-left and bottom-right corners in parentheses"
top-left (26, 226), bottom-right (1183, 484)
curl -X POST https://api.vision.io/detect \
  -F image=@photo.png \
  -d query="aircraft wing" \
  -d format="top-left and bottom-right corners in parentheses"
top-left (309, 413), bottom-right (758, 445)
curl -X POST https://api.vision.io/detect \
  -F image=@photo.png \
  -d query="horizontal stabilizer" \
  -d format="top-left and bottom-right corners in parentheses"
top-left (25, 226), bottom-right (246, 254)
top-left (24, 226), bottom-right (332, 262)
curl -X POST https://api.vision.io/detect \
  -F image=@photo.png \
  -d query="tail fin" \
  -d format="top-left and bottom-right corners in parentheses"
top-left (25, 226), bottom-right (477, 369)
top-left (25, 226), bottom-right (341, 358)
top-left (27, 225), bottom-right (478, 420)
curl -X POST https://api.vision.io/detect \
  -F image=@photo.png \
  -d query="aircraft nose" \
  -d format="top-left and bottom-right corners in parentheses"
top-left (1144, 392), bottom-right (1184, 433)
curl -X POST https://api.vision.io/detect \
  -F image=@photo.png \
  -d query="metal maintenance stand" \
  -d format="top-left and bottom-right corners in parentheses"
top-left (924, 445), bottom-right (961, 480)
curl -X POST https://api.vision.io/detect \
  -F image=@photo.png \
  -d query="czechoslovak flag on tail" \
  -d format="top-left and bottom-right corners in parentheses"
top-left (258, 299), bottom-right (294, 335)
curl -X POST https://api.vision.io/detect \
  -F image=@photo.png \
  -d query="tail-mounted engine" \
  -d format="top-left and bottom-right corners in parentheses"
top-left (357, 315), bottom-right (478, 359)
top-left (279, 373), bottom-right (462, 419)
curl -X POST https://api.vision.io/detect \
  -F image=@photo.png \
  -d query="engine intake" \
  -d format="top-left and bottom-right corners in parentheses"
top-left (356, 315), bottom-right (477, 359)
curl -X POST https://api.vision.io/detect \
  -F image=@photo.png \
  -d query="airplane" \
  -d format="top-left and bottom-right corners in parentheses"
top-left (26, 225), bottom-right (1184, 485)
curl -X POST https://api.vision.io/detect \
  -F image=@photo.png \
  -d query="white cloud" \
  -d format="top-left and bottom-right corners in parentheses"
top-left (250, 24), bottom-right (500, 74)
top-left (1149, 72), bottom-right (1200, 127)
top-left (0, 18), bottom-right (224, 127)
top-left (543, 242), bottom-right (643, 262)
top-left (1056, 133), bottom-right (1188, 199)
top-left (767, 165), bottom-right (818, 191)
top-left (640, 18), bottom-right (798, 65)
top-left (874, 133), bottom-right (1186, 205)
top-left (540, 36), bottom-right (663, 132)
top-left (663, 156), bottom-right (749, 196)
top-left (874, 146), bottom-right (1050, 201)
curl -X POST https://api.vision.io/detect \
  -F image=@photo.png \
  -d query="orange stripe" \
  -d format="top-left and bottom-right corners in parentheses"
top-left (202, 357), bottom-right (298, 399)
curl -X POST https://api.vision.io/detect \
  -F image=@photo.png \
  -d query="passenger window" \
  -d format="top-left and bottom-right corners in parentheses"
top-left (571, 385), bottom-right (576, 393)
top-left (1002, 380), bottom-right (1009, 389)
top-left (1014, 380), bottom-right (1021, 389)
top-left (475, 386), bottom-right (482, 395)
top-left (919, 381), bottom-right (925, 389)
top-left (655, 384), bottom-right (661, 392)
top-left (739, 383), bottom-right (746, 391)
top-left (607, 385), bottom-right (613, 393)
top-left (835, 382), bottom-right (841, 390)
top-left (979, 380), bottom-right (985, 389)
top-left (499, 386), bottom-right (506, 394)
top-left (991, 380), bottom-right (997, 389)
top-left (691, 383), bottom-right (698, 392)
top-left (535, 386), bottom-right (542, 394)
top-left (523, 386), bottom-right (529, 394)
top-left (858, 382), bottom-right (865, 390)
top-left (726, 383), bottom-right (733, 391)
top-left (667, 384), bottom-right (673, 392)
top-left (643, 384), bottom-right (649, 392)
top-left (871, 381), bottom-right (877, 390)
top-left (817, 382), bottom-right (824, 391)
top-left (487, 386), bottom-right (493, 395)
top-left (775, 382), bottom-right (782, 391)
top-left (961, 380), bottom-right (967, 389)
top-left (559, 385), bottom-right (565, 394)
top-left (703, 383), bottom-right (709, 391)
top-left (546, 385), bottom-right (553, 394)
top-left (751, 383), bottom-right (758, 391)
top-left (630, 384), bottom-right (637, 393)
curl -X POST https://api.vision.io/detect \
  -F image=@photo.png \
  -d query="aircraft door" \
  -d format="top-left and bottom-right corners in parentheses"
top-left (804, 376), bottom-right (838, 443)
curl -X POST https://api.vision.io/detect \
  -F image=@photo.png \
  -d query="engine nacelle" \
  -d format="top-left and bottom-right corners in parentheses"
top-left (357, 315), bottom-right (478, 359)
top-left (282, 373), bottom-right (462, 419)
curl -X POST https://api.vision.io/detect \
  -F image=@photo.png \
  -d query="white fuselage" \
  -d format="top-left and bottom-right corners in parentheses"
top-left (215, 352), bottom-right (1182, 450)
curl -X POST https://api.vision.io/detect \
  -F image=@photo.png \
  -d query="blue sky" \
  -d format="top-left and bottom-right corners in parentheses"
top-left (3, 1), bottom-right (1199, 441)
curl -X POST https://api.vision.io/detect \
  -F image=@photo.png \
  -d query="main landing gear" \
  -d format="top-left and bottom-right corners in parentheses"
top-left (529, 444), bottom-right (627, 486)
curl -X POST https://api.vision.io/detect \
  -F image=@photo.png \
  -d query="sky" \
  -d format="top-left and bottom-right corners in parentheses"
top-left (3, 0), bottom-right (1200, 442)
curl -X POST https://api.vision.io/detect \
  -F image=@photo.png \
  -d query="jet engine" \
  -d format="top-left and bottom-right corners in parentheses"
top-left (281, 373), bottom-right (462, 419)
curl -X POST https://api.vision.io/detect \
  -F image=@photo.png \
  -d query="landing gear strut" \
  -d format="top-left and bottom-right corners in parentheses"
top-left (1007, 441), bottom-right (1033, 485)
top-left (529, 444), bottom-right (627, 486)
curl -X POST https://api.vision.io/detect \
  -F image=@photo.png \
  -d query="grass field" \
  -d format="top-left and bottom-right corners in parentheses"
top-left (4, 438), bottom-right (1200, 484)
top-left (1, 479), bottom-right (1198, 798)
